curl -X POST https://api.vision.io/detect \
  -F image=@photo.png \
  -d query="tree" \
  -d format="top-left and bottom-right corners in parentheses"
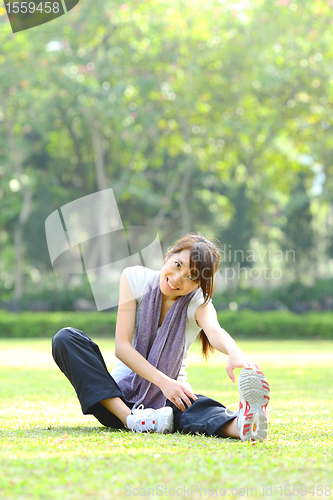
top-left (281, 173), bottom-right (314, 280)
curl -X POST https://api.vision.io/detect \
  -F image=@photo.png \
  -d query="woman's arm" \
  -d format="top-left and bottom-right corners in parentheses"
top-left (115, 272), bottom-right (197, 411)
top-left (195, 301), bottom-right (260, 383)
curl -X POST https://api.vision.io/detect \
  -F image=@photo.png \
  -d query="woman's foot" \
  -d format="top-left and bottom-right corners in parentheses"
top-left (237, 368), bottom-right (270, 442)
top-left (126, 406), bottom-right (174, 434)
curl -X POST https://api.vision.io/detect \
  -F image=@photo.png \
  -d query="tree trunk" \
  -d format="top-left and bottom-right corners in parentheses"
top-left (175, 110), bottom-right (195, 234)
top-left (91, 122), bottom-right (108, 191)
top-left (152, 178), bottom-right (178, 228)
top-left (59, 105), bottom-right (88, 194)
top-left (4, 114), bottom-right (31, 306)
top-left (179, 159), bottom-right (193, 234)
top-left (91, 121), bottom-right (110, 275)
top-left (14, 227), bottom-right (23, 301)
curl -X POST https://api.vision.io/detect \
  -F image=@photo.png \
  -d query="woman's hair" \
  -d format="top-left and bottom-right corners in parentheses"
top-left (166, 232), bottom-right (221, 360)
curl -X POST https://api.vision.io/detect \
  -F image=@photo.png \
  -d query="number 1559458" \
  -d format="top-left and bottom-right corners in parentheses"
top-left (5, 2), bottom-right (60, 14)
top-left (277, 485), bottom-right (331, 496)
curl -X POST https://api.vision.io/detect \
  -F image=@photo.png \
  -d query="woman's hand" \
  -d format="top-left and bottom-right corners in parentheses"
top-left (158, 377), bottom-right (197, 412)
top-left (225, 349), bottom-right (261, 383)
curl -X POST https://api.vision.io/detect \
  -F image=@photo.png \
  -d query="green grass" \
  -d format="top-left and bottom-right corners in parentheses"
top-left (0, 339), bottom-right (332, 499)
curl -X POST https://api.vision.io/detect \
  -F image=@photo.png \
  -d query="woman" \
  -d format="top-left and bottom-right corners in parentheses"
top-left (52, 233), bottom-right (270, 441)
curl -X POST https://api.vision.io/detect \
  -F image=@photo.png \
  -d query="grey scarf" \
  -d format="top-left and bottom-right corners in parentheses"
top-left (118, 270), bottom-right (196, 409)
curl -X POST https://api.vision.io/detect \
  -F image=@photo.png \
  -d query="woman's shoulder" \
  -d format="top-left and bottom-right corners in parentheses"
top-left (123, 265), bottom-right (159, 300)
top-left (187, 289), bottom-right (212, 322)
top-left (123, 265), bottom-right (157, 281)
top-left (189, 288), bottom-right (207, 307)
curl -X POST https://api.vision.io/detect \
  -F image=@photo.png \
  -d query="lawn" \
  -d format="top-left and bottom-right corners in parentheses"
top-left (0, 338), bottom-right (332, 499)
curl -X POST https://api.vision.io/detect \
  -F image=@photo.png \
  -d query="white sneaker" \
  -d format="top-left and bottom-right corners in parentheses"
top-left (237, 368), bottom-right (270, 442)
top-left (126, 405), bottom-right (174, 434)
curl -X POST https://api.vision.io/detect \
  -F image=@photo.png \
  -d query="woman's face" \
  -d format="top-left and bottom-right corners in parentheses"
top-left (160, 249), bottom-right (200, 300)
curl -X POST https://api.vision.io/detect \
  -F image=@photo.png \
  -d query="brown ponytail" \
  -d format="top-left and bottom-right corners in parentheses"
top-left (199, 330), bottom-right (216, 361)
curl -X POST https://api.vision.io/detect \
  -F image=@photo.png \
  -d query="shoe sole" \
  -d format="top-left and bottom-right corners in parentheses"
top-left (238, 368), bottom-right (270, 442)
top-left (156, 407), bottom-right (174, 434)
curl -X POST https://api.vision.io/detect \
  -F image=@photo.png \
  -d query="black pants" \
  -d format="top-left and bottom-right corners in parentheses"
top-left (52, 327), bottom-right (237, 436)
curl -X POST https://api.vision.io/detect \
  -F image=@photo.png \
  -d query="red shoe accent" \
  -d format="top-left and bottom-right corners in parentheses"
top-left (243, 423), bottom-right (251, 435)
top-left (244, 401), bottom-right (250, 417)
top-left (238, 368), bottom-right (270, 442)
top-left (262, 381), bottom-right (270, 392)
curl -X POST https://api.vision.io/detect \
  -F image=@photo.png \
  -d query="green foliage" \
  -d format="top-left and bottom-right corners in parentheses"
top-left (281, 173), bottom-right (314, 278)
top-left (18, 276), bottom-right (97, 311)
top-left (1, 0), bottom-right (333, 301)
top-left (214, 277), bottom-right (333, 312)
top-left (216, 310), bottom-right (333, 340)
top-left (218, 182), bottom-right (257, 267)
top-left (0, 312), bottom-right (117, 338)
top-left (0, 310), bottom-right (332, 339)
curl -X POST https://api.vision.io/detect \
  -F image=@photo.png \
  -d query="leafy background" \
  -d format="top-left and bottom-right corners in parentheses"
top-left (0, 0), bottom-right (333, 313)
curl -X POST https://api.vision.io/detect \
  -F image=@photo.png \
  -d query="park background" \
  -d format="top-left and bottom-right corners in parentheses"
top-left (0, 0), bottom-right (333, 316)
top-left (0, 0), bottom-right (333, 499)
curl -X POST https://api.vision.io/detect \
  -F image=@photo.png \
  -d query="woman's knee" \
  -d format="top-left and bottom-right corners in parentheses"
top-left (52, 327), bottom-right (73, 351)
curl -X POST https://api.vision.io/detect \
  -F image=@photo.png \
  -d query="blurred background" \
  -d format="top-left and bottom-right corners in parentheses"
top-left (0, 0), bottom-right (333, 316)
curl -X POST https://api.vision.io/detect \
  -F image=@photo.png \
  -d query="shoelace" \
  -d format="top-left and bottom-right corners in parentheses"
top-left (225, 402), bottom-right (240, 418)
top-left (131, 404), bottom-right (158, 433)
top-left (225, 402), bottom-right (272, 418)
top-left (133, 404), bottom-right (145, 412)
top-left (133, 411), bottom-right (157, 433)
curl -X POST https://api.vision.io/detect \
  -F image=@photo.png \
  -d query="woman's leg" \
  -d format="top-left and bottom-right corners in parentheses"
top-left (166, 394), bottom-right (239, 438)
top-left (171, 370), bottom-right (270, 440)
top-left (217, 417), bottom-right (239, 438)
top-left (99, 397), bottom-right (131, 426)
top-left (52, 327), bottom-right (131, 428)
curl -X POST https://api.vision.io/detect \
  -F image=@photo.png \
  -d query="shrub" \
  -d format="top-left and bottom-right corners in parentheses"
top-left (0, 312), bottom-right (117, 338)
top-left (216, 310), bottom-right (333, 339)
top-left (0, 310), bottom-right (332, 339)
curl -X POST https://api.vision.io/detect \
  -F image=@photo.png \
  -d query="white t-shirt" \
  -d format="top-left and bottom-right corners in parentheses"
top-left (110, 265), bottom-right (209, 391)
